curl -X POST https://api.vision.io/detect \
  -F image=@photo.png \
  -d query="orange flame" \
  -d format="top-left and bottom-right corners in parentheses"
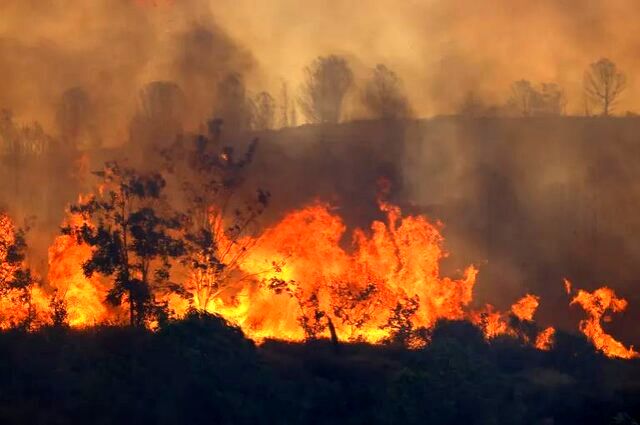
top-left (569, 283), bottom-right (638, 359)
top-left (535, 327), bottom-right (555, 351)
top-left (200, 201), bottom-right (478, 343)
top-left (511, 293), bottom-right (539, 321)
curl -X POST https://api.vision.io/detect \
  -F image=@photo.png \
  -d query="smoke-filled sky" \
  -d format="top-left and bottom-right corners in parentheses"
top-left (2, 0), bottom-right (640, 141)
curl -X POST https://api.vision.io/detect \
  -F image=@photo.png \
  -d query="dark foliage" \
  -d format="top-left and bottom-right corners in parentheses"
top-left (63, 162), bottom-right (186, 327)
top-left (0, 317), bottom-right (638, 424)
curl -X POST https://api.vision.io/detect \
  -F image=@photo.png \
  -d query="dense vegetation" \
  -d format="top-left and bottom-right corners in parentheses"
top-left (0, 313), bottom-right (637, 425)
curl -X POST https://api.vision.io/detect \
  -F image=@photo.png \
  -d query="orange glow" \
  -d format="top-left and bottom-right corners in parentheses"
top-left (0, 213), bottom-right (49, 328)
top-left (511, 293), bottom-right (539, 321)
top-left (197, 201), bottom-right (478, 343)
top-left (535, 327), bottom-right (555, 351)
top-left (569, 283), bottom-right (638, 359)
top-left (47, 228), bottom-right (111, 327)
top-left (564, 278), bottom-right (572, 295)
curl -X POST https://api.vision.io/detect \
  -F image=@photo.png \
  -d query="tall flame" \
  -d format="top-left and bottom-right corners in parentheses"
top-left (569, 283), bottom-right (638, 359)
top-left (203, 201), bottom-right (478, 343)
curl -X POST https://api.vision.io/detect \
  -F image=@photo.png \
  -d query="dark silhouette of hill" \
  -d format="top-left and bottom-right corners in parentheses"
top-left (0, 314), bottom-right (638, 424)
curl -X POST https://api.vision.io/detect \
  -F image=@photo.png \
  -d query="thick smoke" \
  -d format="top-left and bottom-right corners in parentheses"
top-left (1, 0), bottom-right (638, 346)
top-left (0, 0), bottom-right (254, 144)
top-left (214, 0), bottom-right (640, 115)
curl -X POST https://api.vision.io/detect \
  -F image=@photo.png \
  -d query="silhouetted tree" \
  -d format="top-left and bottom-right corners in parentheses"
top-left (279, 81), bottom-right (292, 128)
top-left (584, 58), bottom-right (626, 116)
top-left (537, 82), bottom-right (567, 115)
top-left (63, 162), bottom-right (185, 327)
top-left (508, 80), bottom-right (536, 116)
top-left (508, 80), bottom-right (567, 116)
top-left (129, 81), bottom-right (186, 149)
top-left (267, 278), bottom-right (328, 340)
top-left (48, 289), bottom-right (68, 328)
top-left (56, 86), bottom-right (101, 149)
top-left (459, 91), bottom-right (486, 117)
top-left (362, 64), bottom-right (412, 119)
top-left (299, 55), bottom-right (353, 123)
top-left (0, 110), bottom-right (52, 157)
top-left (162, 130), bottom-right (269, 311)
top-left (380, 295), bottom-right (427, 347)
top-left (214, 73), bottom-right (253, 133)
top-left (251, 91), bottom-right (276, 130)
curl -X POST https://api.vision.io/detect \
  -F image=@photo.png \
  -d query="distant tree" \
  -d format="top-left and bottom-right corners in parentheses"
top-left (162, 129), bottom-right (269, 312)
top-left (362, 64), bottom-right (412, 119)
top-left (0, 109), bottom-right (18, 155)
top-left (537, 82), bottom-right (567, 115)
top-left (0, 110), bottom-right (52, 156)
top-left (0, 212), bottom-right (37, 328)
top-left (63, 162), bottom-right (185, 327)
top-left (214, 73), bottom-right (254, 133)
top-left (299, 55), bottom-right (353, 123)
top-left (56, 86), bottom-right (101, 149)
top-left (584, 58), bottom-right (626, 116)
top-left (508, 80), bottom-right (536, 116)
top-left (251, 91), bottom-right (276, 130)
top-left (459, 91), bottom-right (491, 117)
top-left (279, 81), bottom-right (291, 128)
top-left (129, 81), bottom-right (186, 149)
top-left (508, 80), bottom-right (567, 116)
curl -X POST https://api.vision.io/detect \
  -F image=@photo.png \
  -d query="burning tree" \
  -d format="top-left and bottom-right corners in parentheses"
top-left (299, 55), bottom-right (353, 124)
top-left (63, 162), bottom-right (185, 327)
top-left (0, 212), bottom-right (37, 329)
top-left (162, 129), bottom-right (269, 312)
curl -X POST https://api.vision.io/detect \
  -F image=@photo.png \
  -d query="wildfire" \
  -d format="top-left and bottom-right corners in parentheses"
top-left (200, 201), bottom-right (478, 343)
top-left (470, 294), bottom-right (555, 348)
top-left (0, 212), bottom-right (49, 328)
top-left (511, 294), bottom-right (540, 321)
top-left (569, 283), bottom-right (638, 359)
top-left (535, 327), bottom-right (555, 351)
top-left (11, 195), bottom-right (640, 360)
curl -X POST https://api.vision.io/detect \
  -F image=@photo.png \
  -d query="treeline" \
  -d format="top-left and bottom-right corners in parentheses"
top-left (0, 55), bottom-right (634, 159)
top-left (460, 57), bottom-right (629, 118)
top-left (0, 312), bottom-right (638, 424)
top-left (0, 55), bottom-right (412, 159)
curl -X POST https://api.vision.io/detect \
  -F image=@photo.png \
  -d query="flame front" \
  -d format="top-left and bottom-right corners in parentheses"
top-left (199, 201), bottom-right (477, 343)
top-left (9, 199), bottom-right (640, 358)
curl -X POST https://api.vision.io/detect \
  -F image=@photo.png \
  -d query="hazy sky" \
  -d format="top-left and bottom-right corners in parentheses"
top-left (2, 0), bottom-right (640, 138)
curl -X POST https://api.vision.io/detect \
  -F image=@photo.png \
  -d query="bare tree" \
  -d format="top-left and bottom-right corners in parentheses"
top-left (584, 58), bottom-right (626, 116)
top-left (299, 55), bottom-right (353, 124)
top-left (508, 80), bottom-right (536, 116)
top-left (251, 91), bottom-right (275, 130)
top-left (362, 64), bottom-right (412, 119)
